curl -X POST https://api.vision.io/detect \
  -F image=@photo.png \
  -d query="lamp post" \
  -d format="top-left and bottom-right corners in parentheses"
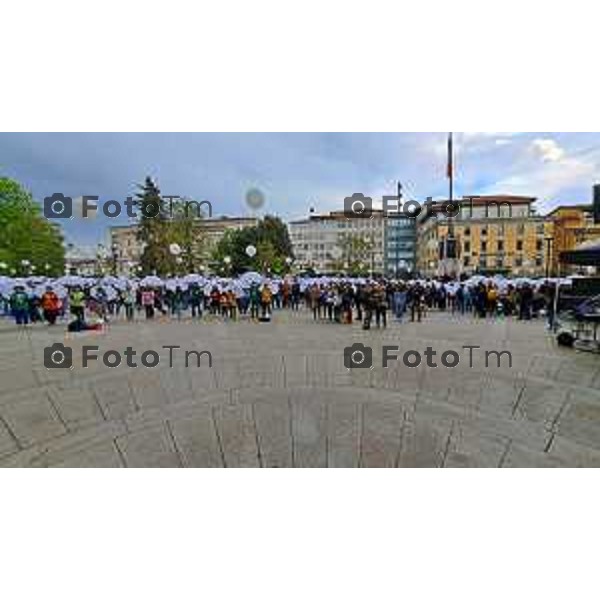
top-left (96, 243), bottom-right (106, 276)
top-left (545, 236), bottom-right (554, 279)
top-left (111, 244), bottom-right (119, 276)
top-left (20, 259), bottom-right (31, 276)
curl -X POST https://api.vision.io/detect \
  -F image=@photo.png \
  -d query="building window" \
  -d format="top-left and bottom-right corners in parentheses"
top-left (497, 240), bottom-right (504, 252)
top-left (481, 227), bottom-right (487, 237)
top-left (517, 224), bottom-right (525, 236)
top-left (464, 227), bottom-right (471, 236)
top-left (463, 241), bottom-right (470, 253)
top-left (481, 241), bottom-right (487, 252)
top-left (516, 240), bottom-right (523, 251)
top-left (536, 240), bottom-right (543, 252)
top-left (463, 256), bottom-right (470, 267)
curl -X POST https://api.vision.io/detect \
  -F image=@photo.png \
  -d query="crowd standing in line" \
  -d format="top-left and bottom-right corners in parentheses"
top-left (0, 273), bottom-right (560, 332)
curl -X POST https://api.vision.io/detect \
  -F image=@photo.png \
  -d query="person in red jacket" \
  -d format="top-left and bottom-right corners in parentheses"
top-left (41, 286), bottom-right (61, 325)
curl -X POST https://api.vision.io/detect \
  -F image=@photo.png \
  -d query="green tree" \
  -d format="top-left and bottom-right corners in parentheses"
top-left (211, 215), bottom-right (293, 275)
top-left (255, 215), bottom-right (293, 259)
top-left (0, 177), bottom-right (65, 275)
top-left (134, 178), bottom-right (207, 276)
top-left (335, 232), bottom-right (375, 275)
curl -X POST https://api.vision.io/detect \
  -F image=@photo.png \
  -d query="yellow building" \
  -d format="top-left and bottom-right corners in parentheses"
top-left (546, 205), bottom-right (600, 275)
top-left (416, 195), bottom-right (553, 278)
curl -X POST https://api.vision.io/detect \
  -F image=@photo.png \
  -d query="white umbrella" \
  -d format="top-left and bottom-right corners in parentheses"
top-left (140, 275), bottom-right (163, 287)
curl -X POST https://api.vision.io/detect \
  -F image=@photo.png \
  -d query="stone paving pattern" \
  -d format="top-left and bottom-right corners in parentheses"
top-left (1, 311), bottom-right (599, 467)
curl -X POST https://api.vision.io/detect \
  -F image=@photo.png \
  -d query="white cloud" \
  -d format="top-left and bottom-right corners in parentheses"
top-left (531, 138), bottom-right (565, 162)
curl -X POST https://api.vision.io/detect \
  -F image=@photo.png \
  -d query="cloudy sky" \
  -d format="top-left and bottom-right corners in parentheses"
top-left (1, 132), bottom-right (599, 248)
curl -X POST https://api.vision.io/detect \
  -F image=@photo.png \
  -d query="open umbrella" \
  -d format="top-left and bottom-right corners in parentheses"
top-left (140, 275), bottom-right (163, 287)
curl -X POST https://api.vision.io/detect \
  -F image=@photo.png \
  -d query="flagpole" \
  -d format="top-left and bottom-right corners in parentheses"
top-left (449, 132), bottom-right (453, 205)
top-left (446, 132), bottom-right (457, 278)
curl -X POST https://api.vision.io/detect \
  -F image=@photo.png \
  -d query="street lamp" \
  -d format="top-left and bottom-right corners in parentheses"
top-left (111, 243), bottom-right (119, 276)
top-left (20, 259), bottom-right (31, 276)
top-left (545, 236), bottom-right (554, 279)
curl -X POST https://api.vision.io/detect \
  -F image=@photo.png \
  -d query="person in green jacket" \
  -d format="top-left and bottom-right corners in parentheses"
top-left (249, 283), bottom-right (260, 320)
top-left (10, 285), bottom-right (30, 325)
top-left (69, 286), bottom-right (86, 322)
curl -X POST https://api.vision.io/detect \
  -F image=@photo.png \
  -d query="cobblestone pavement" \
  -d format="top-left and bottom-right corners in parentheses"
top-left (1, 310), bottom-right (599, 467)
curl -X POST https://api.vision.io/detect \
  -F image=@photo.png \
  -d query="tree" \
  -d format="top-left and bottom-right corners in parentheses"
top-left (0, 177), bottom-right (65, 275)
top-left (211, 215), bottom-right (293, 275)
top-left (134, 177), bottom-right (206, 275)
top-left (255, 215), bottom-right (293, 259)
top-left (335, 232), bottom-right (375, 275)
top-left (169, 198), bottom-right (207, 275)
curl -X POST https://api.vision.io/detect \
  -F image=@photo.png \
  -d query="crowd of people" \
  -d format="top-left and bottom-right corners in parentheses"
top-left (0, 273), bottom-right (560, 331)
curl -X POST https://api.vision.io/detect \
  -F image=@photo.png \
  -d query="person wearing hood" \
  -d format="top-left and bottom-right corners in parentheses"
top-left (10, 285), bottom-right (30, 326)
top-left (41, 286), bottom-right (61, 325)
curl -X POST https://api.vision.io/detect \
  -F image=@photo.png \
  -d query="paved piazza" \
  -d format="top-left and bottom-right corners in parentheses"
top-left (0, 311), bottom-right (599, 467)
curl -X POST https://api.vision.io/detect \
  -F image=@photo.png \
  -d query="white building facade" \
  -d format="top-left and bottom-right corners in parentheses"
top-left (289, 210), bottom-right (385, 273)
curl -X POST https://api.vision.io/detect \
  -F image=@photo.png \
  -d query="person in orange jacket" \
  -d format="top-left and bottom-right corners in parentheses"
top-left (41, 286), bottom-right (61, 325)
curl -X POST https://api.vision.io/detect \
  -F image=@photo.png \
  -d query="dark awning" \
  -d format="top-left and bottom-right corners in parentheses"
top-left (560, 241), bottom-right (600, 266)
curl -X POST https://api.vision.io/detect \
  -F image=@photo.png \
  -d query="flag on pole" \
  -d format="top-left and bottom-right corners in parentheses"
top-left (446, 132), bottom-right (453, 179)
